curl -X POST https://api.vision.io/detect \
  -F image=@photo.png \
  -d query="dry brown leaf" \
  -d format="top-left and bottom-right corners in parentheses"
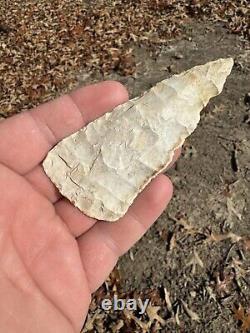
top-left (242, 237), bottom-right (250, 251)
top-left (123, 309), bottom-right (149, 331)
top-left (146, 303), bottom-right (166, 326)
top-left (208, 232), bottom-right (242, 243)
top-left (187, 249), bottom-right (204, 274)
top-left (233, 304), bottom-right (250, 333)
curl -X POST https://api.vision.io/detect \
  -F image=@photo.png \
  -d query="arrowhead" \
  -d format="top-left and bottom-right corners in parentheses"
top-left (43, 58), bottom-right (233, 221)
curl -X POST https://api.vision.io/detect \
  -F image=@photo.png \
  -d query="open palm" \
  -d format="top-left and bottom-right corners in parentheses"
top-left (0, 82), bottom-right (174, 332)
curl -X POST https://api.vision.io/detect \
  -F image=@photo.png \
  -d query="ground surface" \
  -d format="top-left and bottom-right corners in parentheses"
top-left (85, 24), bottom-right (250, 333)
top-left (0, 1), bottom-right (249, 332)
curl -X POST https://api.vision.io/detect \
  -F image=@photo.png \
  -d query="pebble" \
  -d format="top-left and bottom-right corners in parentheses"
top-left (244, 92), bottom-right (250, 105)
top-left (173, 53), bottom-right (184, 60)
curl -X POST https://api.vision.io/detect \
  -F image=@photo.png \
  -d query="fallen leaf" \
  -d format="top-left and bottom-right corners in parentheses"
top-left (233, 304), bottom-right (250, 333)
top-left (146, 303), bottom-right (166, 326)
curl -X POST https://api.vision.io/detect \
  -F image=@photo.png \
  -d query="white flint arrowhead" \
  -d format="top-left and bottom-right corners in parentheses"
top-left (43, 58), bottom-right (233, 221)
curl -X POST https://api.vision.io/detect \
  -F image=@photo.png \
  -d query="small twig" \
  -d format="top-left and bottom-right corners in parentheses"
top-left (181, 300), bottom-right (200, 322)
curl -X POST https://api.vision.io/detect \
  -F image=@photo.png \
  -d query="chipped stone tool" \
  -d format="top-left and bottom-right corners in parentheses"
top-left (43, 58), bottom-right (233, 221)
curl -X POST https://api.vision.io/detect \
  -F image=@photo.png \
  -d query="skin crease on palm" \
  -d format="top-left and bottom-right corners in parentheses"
top-left (0, 81), bottom-right (180, 333)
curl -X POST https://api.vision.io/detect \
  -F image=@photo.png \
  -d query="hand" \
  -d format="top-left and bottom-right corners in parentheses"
top-left (0, 82), bottom-right (174, 332)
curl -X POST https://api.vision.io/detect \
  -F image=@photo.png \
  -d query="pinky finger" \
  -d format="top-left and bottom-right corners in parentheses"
top-left (77, 174), bottom-right (173, 292)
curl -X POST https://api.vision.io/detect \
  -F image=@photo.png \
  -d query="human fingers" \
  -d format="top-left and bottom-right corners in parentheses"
top-left (0, 81), bottom-right (128, 175)
top-left (77, 174), bottom-right (173, 292)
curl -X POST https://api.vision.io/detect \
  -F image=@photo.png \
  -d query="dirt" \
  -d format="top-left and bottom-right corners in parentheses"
top-left (82, 23), bottom-right (250, 332)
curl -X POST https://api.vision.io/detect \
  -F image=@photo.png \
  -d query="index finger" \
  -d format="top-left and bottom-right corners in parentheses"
top-left (0, 81), bottom-right (128, 174)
